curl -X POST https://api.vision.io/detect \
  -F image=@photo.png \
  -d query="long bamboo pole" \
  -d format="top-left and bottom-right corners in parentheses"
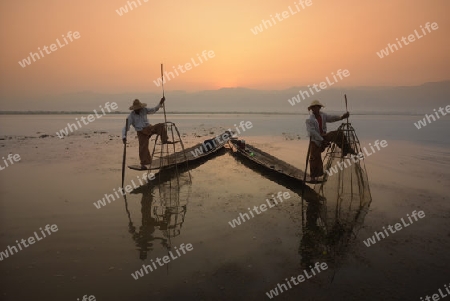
top-left (121, 118), bottom-right (128, 188)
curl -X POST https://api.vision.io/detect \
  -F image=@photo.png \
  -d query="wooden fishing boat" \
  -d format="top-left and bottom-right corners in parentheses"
top-left (128, 131), bottom-right (232, 171)
top-left (228, 138), bottom-right (308, 183)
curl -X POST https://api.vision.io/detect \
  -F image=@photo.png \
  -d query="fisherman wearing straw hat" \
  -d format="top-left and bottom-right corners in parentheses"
top-left (305, 100), bottom-right (353, 182)
top-left (122, 97), bottom-right (173, 169)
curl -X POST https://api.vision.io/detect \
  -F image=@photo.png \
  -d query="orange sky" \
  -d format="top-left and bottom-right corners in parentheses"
top-left (0, 0), bottom-right (449, 102)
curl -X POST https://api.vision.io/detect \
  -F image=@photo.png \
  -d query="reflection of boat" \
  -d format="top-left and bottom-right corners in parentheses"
top-left (123, 171), bottom-right (191, 260)
top-left (229, 139), bottom-right (307, 183)
top-left (228, 143), bottom-right (318, 201)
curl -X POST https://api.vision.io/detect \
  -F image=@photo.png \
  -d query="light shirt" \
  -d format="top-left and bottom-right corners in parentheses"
top-left (122, 104), bottom-right (161, 139)
top-left (305, 112), bottom-right (342, 146)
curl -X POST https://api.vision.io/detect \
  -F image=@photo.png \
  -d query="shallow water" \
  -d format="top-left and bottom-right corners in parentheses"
top-left (1, 149), bottom-right (313, 300)
top-left (1, 115), bottom-right (450, 300)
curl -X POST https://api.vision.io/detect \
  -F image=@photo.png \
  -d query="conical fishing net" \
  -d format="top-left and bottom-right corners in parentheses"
top-left (300, 122), bottom-right (372, 269)
top-left (315, 122), bottom-right (372, 256)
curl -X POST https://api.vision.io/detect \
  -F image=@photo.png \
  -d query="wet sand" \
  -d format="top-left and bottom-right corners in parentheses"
top-left (1, 131), bottom-right (449, 300)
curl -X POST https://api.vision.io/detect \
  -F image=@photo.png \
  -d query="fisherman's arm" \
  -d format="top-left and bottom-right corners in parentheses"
top-left (145, 97), bottom-right (165, 114)
top-left (324, 112), bottom-right (349, 123)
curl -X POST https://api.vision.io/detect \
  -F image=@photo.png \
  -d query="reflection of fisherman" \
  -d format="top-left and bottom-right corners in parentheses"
top-left (305, 100), bottom-right (353, 182)
top-left (299, 197), bottom-right (327, 267)
top-left (299, 189), bottom-right (371, 267)
top-left (299, 198), bottom-right (347, 267)
top-left (122, 98), bottom-right (174, 169)
top-left (128, 187), bottom-right (168, 260)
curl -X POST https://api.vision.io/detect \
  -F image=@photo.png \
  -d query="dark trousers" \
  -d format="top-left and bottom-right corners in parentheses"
top-left (309, 130), bottom-right (351, 177)
top-left (137, 123), bottom-right (168, 165)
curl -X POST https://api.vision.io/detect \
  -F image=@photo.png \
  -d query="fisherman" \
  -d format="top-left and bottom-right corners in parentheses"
top-left (305, 100), bottom-right (354, 182)
top-left (122, 98), bottom-right (173, 169)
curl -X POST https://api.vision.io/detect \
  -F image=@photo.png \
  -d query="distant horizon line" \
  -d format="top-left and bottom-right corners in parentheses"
top-left (0, 111), bottom-right (427, 116)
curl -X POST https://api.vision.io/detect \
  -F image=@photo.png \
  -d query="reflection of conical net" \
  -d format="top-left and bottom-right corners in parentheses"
top-left (153, 173), bottom-right (191, 243)
top-left (150, 121), bottom-right (192, 184)
top-left (303, 123), bottom-right (372, 267)
top-left (124, 171), bottom-right (191, 260)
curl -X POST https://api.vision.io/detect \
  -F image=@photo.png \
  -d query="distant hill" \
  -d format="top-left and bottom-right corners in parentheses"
top-left (1, 81), bottom-right (449, 114)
